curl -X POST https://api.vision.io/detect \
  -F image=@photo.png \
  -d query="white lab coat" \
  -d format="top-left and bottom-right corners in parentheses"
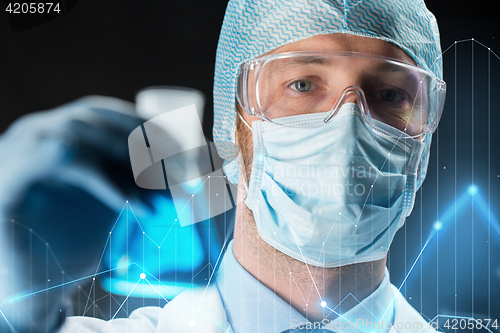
top-left (59, 283), bottom-right (440, 333)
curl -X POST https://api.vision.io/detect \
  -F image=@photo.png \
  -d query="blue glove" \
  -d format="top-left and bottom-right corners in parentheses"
top-left (0, 96), bottom-right (168, 332)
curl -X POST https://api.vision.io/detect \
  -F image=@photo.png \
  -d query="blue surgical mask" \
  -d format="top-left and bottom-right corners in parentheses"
top-left (242, 103), bottom-right (423, 267)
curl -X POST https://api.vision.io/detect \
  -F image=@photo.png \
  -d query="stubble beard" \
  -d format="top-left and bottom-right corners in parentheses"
top-left (234, 109), bottom-right (307, 274)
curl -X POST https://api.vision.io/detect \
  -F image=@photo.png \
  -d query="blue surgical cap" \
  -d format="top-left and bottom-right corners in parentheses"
top-left (213, 0), bottom-right (443, 186)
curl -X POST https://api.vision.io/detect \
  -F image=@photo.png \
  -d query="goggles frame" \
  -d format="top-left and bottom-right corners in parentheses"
top-left (236, 50), bottom-right (446, 137)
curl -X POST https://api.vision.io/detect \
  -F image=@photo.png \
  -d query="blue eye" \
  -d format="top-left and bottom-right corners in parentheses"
top-left (291, 81), bottom-right (312, 92)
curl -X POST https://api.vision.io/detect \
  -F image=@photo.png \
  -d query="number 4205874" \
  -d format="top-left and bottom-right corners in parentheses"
top-left (5, 3), bottom-right (61, 14)
top-left (443, 318), bottom-right (498, 330)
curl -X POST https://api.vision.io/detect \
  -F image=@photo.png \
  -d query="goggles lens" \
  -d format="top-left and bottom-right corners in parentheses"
top-left (237, 52), bottom-right (446, 137)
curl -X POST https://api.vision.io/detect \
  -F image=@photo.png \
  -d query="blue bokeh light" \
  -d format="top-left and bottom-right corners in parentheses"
top-left (433, 220), bottom-right (443, 230)
top-left (468, 184), bottom-right (478, 195)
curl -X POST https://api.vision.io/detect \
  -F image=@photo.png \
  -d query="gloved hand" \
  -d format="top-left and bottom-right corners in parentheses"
top-left (0, 96), bottom-right (171, 332)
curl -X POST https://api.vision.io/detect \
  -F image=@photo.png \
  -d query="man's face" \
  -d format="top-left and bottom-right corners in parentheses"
top-left (236, 33), bottom-right (417, 184)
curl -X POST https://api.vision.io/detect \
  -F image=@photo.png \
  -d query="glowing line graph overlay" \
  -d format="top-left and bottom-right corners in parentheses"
top-left (313, 184), bottom-right (499, 333)
top-left (396, 184), bottom-right (498, 333)
top-left (431, 185), bottom-right (500, 236)
top-left (381, 185), bottom-right (499, 318)
top-left (1, 184), bottom-right (496, 332)
top-left (1, 181), bottom-right (496, 329)
top-left (0, 199), bottom-right (232, 331)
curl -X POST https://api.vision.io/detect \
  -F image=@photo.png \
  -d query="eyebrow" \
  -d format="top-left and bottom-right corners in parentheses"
top-left (267, 56), bottom-right (417, 74)
top-left (264, 56), bottom-right (333, 79)
top-left (289, 56), bottom-right (332, 65)
top-left (263, 56), bottom-right (425, 86)
top-left (373, 62), bottom-right (424, 85)
top-left (375, 62), bottom-right (415, 74)
top-left (274, 56), bottom-right (333, 68)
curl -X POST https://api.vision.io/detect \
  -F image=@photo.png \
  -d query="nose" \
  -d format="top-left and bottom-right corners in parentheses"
top-left (324, 86), bottom-right (368, 123)
top-left (343, 89), bottom-right (363, 105)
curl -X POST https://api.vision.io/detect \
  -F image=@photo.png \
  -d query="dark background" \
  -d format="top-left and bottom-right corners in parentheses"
top-left (1, 0), bottom-right (499, 329)
top-left (1, 1), bottom-right (498, 138)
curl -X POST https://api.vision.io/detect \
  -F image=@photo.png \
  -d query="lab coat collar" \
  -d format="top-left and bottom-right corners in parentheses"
top-left (216, 240), bottom-right (395, 333)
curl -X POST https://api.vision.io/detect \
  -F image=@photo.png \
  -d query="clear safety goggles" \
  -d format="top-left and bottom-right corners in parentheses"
top-left (236, 51), bottom-right (446, 137)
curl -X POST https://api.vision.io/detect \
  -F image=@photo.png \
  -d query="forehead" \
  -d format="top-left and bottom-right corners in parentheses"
top-left (266, 34), bottom-right (417, 66)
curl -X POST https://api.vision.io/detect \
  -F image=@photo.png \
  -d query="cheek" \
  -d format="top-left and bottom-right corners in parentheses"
top-left (236, 117), bottom-right (254, 179)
